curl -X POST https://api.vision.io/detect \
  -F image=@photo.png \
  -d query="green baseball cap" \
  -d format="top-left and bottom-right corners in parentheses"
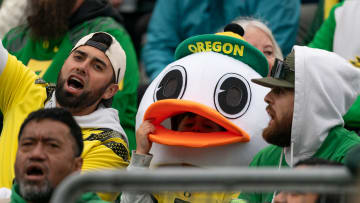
top-left (174, 24), bottom-right (269, 77)
top-left (252, 51), bottom-right (295, 88)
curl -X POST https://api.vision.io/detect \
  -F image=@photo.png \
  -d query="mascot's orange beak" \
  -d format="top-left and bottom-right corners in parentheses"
top-left (143, 99), bottom-right (250, 147)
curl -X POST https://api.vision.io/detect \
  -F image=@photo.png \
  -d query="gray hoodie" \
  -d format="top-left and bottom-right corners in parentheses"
top-left (284, 45), bottom-right (360, 167)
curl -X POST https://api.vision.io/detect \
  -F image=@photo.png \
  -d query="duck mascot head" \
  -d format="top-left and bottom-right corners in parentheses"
top-left (137, 24), bottom-right (270, 167)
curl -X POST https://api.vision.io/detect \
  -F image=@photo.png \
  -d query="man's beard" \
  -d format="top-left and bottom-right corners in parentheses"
top-left (18, 179), bottom-right (53, 203)
top-left (262, 109), bottom-right (292, 147)
top-left (55, 74), bottom-right (109, 113)
top-left (27, 0), bottom-right (76, 40)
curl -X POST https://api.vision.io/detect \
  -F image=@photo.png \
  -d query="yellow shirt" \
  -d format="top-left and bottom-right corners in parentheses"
top-left (0, 54), bottom-right (46, 188)
top-left (153, 191), bottom-right (240, 203)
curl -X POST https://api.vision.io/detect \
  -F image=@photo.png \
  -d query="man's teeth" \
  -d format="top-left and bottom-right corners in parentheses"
top-left (71, 77), bottom-right (81, 83)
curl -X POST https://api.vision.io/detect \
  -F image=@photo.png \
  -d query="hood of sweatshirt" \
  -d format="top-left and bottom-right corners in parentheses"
top-left (284, 46), bottom-right (360, 166)
top-left (45, 92), bottom-right (128, 144)
top-left (69, 0), bottom-right (123, 29)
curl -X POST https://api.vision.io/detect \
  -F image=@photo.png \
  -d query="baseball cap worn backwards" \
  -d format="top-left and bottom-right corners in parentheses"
top-left (72, 32), bottom-right (126, 84)
top-left (252, 50), bottom-right (295, 88)
top-left (174, 23), bottom-right (269, 77)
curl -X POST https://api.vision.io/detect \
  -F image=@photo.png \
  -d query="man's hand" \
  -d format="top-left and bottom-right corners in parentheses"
top-left (135, 120), bottom-right (155, 155)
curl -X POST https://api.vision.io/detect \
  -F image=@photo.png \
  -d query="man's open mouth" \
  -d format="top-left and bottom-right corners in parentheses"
top-left (67, 76), bottom-right (84, 90)
top-left (27, 166), bottom-right (43, 175)
top-left (266, 106), bottom-right (275, 120)
top-left (25, 165), bottom-right (45, 181)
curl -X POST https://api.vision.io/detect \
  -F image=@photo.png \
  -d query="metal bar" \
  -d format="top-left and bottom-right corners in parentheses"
top-left (50, 167), bottom-right (355, 203)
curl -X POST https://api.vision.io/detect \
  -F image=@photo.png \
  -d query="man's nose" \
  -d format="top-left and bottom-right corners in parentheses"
top-left (76, 60), bottom-right (91, 74)
top-left (29, 144), bottom-right (46, 161)
top-left (264, 91), bottom-right (273, 104)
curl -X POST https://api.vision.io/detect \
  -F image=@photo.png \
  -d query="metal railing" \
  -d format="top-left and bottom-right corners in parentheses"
top-left (50, 167), bottom-right (356, 203)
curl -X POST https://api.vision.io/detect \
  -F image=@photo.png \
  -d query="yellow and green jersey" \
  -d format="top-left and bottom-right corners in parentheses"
top-left (152, 191), bottom-right (240, 203)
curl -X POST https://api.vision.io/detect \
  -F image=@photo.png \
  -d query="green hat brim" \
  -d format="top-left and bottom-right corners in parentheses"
top-left (251, 77), bottom-right (294, 89)
top-left (174, 34), bottom-right (269, 77)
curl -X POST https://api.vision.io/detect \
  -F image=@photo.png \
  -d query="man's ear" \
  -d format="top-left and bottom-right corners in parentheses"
top-left (73, 157), bottom-right (83, 171)
top-left (102, 83), bottom-right (118, 100)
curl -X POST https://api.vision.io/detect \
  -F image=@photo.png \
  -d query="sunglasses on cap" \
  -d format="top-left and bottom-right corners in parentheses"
top-left (270, 58), bottom-right (294, 80)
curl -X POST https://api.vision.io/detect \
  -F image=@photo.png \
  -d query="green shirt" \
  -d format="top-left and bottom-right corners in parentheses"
top-left (10, 183), bottom-right (109, 203)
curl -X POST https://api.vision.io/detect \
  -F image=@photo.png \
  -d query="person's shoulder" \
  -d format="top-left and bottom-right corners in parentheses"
top-left (72, 16), bottom-right (126, 35)
top-left (83, 128), bottom-right (127, 144)
top-left (82, 128), bottom-right (130, 161)
top-left (68, 17), bottom-right (128, 47)
top-left (250, 145), bottom-right (283, 167)
top-left (88, 16), bottom-right (125, 31)
top-left (257, 144), bottom-right (282, 155)
top-left (4, 24), bottom-right (28, 40)
top-left (319, 126), bottom-right (360, 162)
top-left (2, 24), bottom-right (30, 52)
top-left (329, 126), bottom-right (360, 143)
top-left (77, 192), bottom-right (110, 203)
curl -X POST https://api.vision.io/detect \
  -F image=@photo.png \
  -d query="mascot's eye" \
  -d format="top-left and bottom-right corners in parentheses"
top-left (154, 65), bottom-right (187, 101)
top-left (214, 73), bottom-right (251, 119)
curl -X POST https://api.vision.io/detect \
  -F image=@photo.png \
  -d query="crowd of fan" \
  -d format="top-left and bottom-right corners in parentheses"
top-left (0, 0), bottom-right (359, 203)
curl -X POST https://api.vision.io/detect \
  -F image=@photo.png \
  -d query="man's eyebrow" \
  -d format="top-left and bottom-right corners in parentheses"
top-left (94, 58), bottom-right (107, 68)
top-left (73, 50), bottom-right (87, 56)
top-left (20, 137), bottom-right (36, 142)
top-left (20, 136), bottom-right (62, 143)
top-left (74, 49), bottom-right (107, 68)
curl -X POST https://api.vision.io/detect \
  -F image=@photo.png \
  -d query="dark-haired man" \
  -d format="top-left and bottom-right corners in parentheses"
top-left (238, 46), bottom-right (360, 203)
top-left (11, 108), bottom-right (108, 203)
top-left (274, 158), bottom-right (343, 203)
top-left (1, 0), bottom-right (139, 154)
top-left (0, 32), bottom-right (129, 201)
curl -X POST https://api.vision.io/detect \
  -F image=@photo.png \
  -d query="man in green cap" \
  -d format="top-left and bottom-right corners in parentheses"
top-left (238, 46), bottom-right (360, 203)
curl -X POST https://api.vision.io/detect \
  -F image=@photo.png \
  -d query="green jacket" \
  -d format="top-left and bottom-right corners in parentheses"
top-left (10, 183), bottom-right (109, 203)
top-left (308, 2), bottom-right (343, 52)
top-left (238, 126), bottom-right (360, 203)
top-left (308, 1), bottom-right (360, 130)
top-left (2, 0), bottom-right (139, 152)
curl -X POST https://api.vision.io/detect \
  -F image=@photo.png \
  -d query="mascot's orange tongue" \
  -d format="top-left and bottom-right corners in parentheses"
top-left (143, 99), bottom-right (250, 147)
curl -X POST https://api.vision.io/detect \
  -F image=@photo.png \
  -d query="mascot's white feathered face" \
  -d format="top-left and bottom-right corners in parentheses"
top-left (136, 31), bottom-right (270, 167)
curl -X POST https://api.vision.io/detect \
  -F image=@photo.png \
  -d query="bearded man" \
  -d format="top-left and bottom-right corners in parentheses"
top-left (1, 0), bottom-right (139, 154)
top-left (237, 47), bottom-right (360, 203)
top-left (0, 32), bottom-right (129, 201)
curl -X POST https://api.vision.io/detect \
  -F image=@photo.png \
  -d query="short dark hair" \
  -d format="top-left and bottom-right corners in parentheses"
top-left (295, 158), bottom-right (344, 203)
top-left (18, 108), bottom-right (83, 157)
top-left (295, 158), bottom-right (342, 167)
